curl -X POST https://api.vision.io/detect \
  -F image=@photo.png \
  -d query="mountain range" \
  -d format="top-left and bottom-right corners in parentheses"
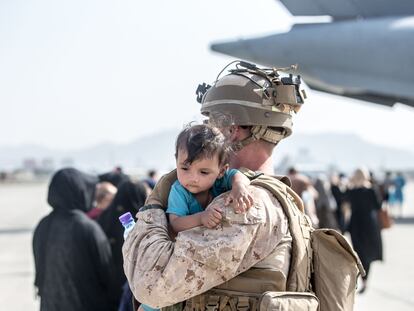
top-left (1, 130), bottom-right (413, 174)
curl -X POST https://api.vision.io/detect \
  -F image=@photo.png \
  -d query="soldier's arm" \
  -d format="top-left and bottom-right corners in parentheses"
top-left (122, 187), bottom-right (288, 308)
top-left (145, 169), bottom-right (177, 207)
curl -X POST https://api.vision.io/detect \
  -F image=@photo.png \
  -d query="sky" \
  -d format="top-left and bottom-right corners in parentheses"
top-left (1, 0), bottom-right (414, 153)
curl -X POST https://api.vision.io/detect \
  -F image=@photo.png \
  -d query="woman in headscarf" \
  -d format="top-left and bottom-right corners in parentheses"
top-left (345, 167), bottom-right (383, 293)
top-left (97, 180), bottom-right (148, 307)
top-left (33, 168), bottom-right (118, 311)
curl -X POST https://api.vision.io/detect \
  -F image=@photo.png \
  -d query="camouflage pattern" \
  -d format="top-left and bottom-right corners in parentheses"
top-left (122, 186), bottom-right (290, 308)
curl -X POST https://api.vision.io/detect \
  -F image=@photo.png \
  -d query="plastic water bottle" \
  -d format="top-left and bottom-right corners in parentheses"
top-left (119, 212), bottom-right (136, 240)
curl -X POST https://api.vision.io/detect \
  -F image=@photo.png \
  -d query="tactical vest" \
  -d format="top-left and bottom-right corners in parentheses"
top-left (161, 172), bottom-right (364, 311)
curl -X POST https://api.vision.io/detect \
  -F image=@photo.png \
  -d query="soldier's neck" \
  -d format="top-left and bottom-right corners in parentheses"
top-left (230, 146), bottom-right (274, 175)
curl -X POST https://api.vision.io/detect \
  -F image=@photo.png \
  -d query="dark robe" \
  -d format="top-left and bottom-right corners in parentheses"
top-left (331, 184), bottom-right (346, 233)
top-left (97, 181), bottom-right (148, 298)
top-left (346, 187), bottom-right (383, 269)
top-left (33, 168), bottom-right (118, 311)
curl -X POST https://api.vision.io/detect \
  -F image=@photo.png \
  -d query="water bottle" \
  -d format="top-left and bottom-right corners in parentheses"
top-left (119, 212), bottom-right (136, 240)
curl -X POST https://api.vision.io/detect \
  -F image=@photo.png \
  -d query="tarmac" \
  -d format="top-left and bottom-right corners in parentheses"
top-left (0, 181), bottom-right (413, 310)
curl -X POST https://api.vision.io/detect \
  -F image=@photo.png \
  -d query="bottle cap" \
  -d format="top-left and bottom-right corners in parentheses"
top-left (119, 212), bottom-right (133, 225)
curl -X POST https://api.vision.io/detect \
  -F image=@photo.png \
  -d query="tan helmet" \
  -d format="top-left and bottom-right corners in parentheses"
top-left (196, 61), bottom-right (306, 148)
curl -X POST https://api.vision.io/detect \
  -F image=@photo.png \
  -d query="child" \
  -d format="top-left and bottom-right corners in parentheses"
top-left (166, 123), bottom-right (253, 232)
top-left (139, 123), bottom-right (253, 311)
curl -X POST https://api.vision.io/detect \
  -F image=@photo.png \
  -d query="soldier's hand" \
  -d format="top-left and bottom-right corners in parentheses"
top-left (201, 205), bottom-right (222, 228)
top-left (226, 184), bottom-right (254, 214)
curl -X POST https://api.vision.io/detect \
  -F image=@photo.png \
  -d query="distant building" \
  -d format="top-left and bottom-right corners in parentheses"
top-left (41, 158), bottom-right (55, 171)
top-left (23, 158), bottom-right (37, 171)
top-left (61, 157), bottom-right (75, 167)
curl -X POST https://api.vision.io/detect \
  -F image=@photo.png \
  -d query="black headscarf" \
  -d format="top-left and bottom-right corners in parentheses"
top-left (33, 168), bottom-right (118, 311)
top-left (98, 171), bottom-right (131, 188)
top-left (47, 168), bottom-right (98, 212)
top-left (98, 180), bottom-right (148, 292)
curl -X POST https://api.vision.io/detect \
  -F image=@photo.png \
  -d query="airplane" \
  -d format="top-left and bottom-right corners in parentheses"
top-left (210, 0), bottom-right (414, 108)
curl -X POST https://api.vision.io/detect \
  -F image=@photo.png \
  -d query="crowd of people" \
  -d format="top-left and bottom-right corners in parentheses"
top-left (32, 167), bottom-right (157, 311)
top-left (287, 166), bottom-right (407, 293)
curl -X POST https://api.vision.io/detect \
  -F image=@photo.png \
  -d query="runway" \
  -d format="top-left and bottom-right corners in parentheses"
top-left (0, 181), bottom-right (413, 310)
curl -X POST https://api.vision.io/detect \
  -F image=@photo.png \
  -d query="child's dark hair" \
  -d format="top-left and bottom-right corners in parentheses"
top-left (175, 124), bottom-right (232, 166)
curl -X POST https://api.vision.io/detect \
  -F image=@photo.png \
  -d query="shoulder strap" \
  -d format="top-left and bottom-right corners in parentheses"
top-left (250, 174), bottom-right (313, 293)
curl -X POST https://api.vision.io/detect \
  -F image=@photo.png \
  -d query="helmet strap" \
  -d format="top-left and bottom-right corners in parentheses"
top-left (232, 126), bottom-right (285, 151)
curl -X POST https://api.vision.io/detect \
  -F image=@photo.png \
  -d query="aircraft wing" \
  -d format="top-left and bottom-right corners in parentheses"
top-left (210, 1), bottom-right (414, 108)
top-left (279, 0), bottom-right (414, 19)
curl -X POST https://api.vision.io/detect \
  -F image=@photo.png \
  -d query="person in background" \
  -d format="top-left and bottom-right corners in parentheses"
top-left (33, 168), bottom-right (118, 311)
top-left (330, 172), bottom-right (347, 233)
top-left (143, 169), bottom-right (159, 190)
top-left (288, 167), bottom-right (319, 227)
top-left (380, 171), bottom-right (393, 208)
top-left (345, 167), bottom-right (383, 294)
top-left (99, 166), bottom-right (131, 188)
top-left (98, 180), bottom-right (148, 308)
top-left (369, 171), bottom-right (383, 206)
top-left (313, 175), bottom-right (338, 229)
top-left (392, 172), bottom-right (406, 218)
top-left (87, 182), bottom-right (118, 220)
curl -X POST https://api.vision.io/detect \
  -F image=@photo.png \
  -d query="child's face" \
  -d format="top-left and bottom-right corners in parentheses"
top-left (176, 149), bottom-right (225, 194)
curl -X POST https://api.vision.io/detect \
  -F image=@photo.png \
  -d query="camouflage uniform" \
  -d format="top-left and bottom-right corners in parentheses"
top-left (122, 186), bottom-right (291, 308)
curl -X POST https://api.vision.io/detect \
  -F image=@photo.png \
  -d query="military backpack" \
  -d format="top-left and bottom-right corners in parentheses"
top-left (250, 174), bottom-right (365, 311)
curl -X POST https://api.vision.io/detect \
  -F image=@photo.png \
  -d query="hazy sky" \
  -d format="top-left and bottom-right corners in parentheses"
top-left (1, 0), bottom-right (414, 152)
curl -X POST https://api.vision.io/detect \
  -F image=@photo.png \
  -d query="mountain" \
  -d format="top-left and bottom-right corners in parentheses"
top-left (69, 129), bottom-right (180, 171)
top-left (274, 132), bottom-right (414, 173)
top-left (0, 129), bottom-right (180, 172)
top-left (1, 130), bottom-right (413, 173)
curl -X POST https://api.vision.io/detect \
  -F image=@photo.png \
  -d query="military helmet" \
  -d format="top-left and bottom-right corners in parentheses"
top-left (196, 61), bottom-right (306, 147)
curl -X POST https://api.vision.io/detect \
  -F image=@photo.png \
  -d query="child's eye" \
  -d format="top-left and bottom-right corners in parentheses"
top-left (200, 171), bottom-right (210, 175)
top-left (180, 167), bottom-right (188, 171)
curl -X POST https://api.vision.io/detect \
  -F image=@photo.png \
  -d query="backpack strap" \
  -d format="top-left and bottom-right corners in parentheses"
top-left (237, 167), bottom-right (263, 181)
top-left (250, 175), bottom-right (313, 293)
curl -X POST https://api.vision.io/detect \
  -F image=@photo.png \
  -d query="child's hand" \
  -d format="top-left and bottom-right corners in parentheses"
top-left (200, 205), bottom-right (222, 228)
top-left (225, 184), bottom-right (254, 214)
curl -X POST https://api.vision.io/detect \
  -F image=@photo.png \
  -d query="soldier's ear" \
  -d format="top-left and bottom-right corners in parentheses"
top-left (218, 164), bottom-right (229, 178)
top-left (228, 126), bottom-right (240, 141)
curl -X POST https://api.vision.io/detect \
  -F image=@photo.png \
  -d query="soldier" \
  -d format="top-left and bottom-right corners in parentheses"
top-left (122, 61), bottom-right (313, 310)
